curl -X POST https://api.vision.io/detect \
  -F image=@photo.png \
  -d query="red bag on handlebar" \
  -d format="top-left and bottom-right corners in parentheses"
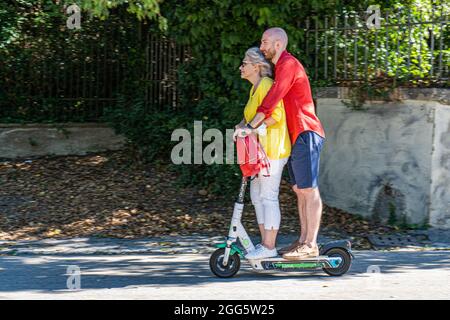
top-left (236, 134), bottom-right (270, 178)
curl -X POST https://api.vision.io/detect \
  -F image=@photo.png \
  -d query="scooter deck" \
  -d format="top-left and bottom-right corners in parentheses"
top-left (249, 256), bottom-right (342, 271)
top-left (256, 255), bottom-right (330, 262)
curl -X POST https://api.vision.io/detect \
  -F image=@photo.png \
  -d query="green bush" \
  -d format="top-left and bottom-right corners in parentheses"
top-left (103, 94), bottom-right (187, 161)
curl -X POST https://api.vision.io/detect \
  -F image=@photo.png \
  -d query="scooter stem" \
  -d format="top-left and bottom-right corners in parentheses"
top-left (236, 176), bottom-right (248, 204)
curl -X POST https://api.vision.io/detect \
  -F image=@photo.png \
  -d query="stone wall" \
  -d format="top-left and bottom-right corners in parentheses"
top-left (0, 123), bottom-right (126, 159)
top-left (316, 87), bottom-right (450, 229)
top-left (430, 104), bottom-right (450, 228)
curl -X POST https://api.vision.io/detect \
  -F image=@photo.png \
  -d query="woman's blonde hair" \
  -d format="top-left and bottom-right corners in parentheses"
top-left (244, 47), bottom-right (273, 78)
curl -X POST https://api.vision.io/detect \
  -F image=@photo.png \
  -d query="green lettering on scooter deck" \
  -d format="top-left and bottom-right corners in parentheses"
top-left (273, 262), bottom-right (323, 269)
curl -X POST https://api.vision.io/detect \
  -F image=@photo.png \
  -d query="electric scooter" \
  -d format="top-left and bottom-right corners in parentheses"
top-left (210, 176), bottom-right (354, 278)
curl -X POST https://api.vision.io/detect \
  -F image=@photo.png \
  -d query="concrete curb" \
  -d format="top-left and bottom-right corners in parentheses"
top-left (1, 233), bottom-right (449, 256)
top-left (0, 235), bottom-right (333, 256)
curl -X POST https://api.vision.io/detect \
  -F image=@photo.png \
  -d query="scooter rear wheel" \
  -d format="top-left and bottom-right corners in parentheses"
top-left (210, 248), bottom-right (241, 278)
top-left (322, 247), bottom-right (352, 276)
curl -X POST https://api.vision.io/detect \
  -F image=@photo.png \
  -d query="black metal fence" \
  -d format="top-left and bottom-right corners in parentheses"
top-left (144, 33), bottom-right (191, 111)
top-left (0, 15), bottom-right (190, 122)
top-left (302, 5), bottom-right (449, 84)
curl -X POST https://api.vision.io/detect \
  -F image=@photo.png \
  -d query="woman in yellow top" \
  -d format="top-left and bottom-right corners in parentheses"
top-left (234, 47), bottom-right (291, 260)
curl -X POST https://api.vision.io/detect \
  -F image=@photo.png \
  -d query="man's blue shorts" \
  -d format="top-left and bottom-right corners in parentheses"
top-left (287, 131), bottom-right (325, 189)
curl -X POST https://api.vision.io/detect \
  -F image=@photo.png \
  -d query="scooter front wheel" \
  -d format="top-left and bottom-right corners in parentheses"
top-left (209, 248), bottom-right (241, 278)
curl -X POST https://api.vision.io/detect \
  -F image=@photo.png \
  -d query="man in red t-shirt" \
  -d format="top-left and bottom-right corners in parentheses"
top-left (236, 28), bottom-right (325, 259)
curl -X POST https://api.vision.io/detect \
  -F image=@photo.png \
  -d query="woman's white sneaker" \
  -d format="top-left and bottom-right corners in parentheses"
top-left (245, 243), bottom-right (262, 258)
top-left (245, 246), bottom-right (277, 260)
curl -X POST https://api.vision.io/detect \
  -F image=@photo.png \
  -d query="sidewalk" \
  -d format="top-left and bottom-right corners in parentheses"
top-left (0, 247), bottom-right (449, 299)
top-left (1, 231), bottom-right (449, 256)
top-left (0, 234), bottom-right (449, 299)
top-left (0, 235), bottom-right (333, 256)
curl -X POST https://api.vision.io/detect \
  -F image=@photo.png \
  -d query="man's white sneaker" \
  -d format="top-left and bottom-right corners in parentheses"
top-left (245, 246), bottom-right (278, 260)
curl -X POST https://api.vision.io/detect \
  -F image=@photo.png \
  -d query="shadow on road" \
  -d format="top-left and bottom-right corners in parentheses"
top-left (0, 250), bottom-right (449, 293)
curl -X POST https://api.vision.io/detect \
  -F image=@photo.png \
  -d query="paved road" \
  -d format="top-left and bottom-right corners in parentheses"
top-left (0, 248), bottom-right (449, 299)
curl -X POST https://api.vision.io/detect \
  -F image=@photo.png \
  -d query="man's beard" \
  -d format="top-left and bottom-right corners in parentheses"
top-left (263, 47), bottom-right (276, 61)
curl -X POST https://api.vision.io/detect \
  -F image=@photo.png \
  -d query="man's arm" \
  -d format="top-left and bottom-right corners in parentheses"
top-left (236, 102), bottom-right (284, 138)
top-left (249, 59), bottom-right (296, 128)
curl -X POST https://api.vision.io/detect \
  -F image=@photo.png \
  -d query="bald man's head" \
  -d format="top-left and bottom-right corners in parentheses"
top-left (265, 28), bottom-right (288, 47)
top-left (260, 27), bottom-right (288, 63)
